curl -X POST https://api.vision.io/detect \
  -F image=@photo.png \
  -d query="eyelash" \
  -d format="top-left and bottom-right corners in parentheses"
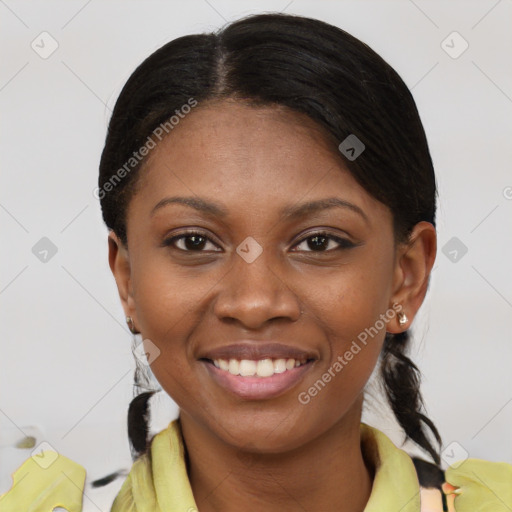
top-left (162, 230), bottom-right (356, 253)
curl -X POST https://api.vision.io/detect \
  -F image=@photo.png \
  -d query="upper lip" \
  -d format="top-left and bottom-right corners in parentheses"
top-left (199, 343), bottom-right (318, 361)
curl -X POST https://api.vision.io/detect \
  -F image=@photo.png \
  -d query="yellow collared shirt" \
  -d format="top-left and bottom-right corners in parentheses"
top-left (2, 420), bottom-right (511, 511)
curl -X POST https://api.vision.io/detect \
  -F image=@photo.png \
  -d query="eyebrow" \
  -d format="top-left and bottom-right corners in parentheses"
top-left (151, 196), bottom-right (369, 224)
top-left (151, 196), bottom-right (229, 218)
top-left (282, 197), bottom-right (369, 224)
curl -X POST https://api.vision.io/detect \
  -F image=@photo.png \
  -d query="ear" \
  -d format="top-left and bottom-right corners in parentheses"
top-left (108, 231), bottom-right (137, 329)
top-left (387, 221), bottom-right (437, 333)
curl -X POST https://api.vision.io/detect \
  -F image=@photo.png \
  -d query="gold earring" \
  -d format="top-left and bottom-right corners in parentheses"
top-left (397, 310), bottom-right (408, 327)
top-left (126, 316), bottom-right (138, 334)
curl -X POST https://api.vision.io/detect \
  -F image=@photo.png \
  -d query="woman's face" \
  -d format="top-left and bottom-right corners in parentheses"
top-left (110, 99), bottom-right (432, 452)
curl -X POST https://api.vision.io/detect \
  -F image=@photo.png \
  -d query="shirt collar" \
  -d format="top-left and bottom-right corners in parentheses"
top-left (360, 421), bottom-right (421, 511)
top-left (123, 419), bottom-right (421, 511)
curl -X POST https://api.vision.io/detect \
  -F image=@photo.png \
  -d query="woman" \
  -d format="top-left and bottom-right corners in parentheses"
top-left (2, 12), bottom-right (511, 512)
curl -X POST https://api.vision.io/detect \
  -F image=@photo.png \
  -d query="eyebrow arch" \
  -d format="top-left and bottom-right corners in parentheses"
top-left (281, 197), bottom-right (369, 224)
top-left (151, 196), bottom-right (229, 218)
top-left (151, 195), bottom-right (369, 224)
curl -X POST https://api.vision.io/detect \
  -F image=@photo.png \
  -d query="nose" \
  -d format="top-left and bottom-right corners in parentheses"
top-left (213, 249), bottom-right (302, 329)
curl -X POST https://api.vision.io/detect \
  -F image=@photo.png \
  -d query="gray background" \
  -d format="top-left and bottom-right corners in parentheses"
top-left (1, 0), bottom-right (511, 509)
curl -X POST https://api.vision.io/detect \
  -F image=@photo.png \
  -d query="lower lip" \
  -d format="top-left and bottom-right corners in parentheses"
top-left (202, 360), bottom-right (314, 400)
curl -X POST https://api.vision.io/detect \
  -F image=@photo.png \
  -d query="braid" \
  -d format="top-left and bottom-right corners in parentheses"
top-left (90, 347), bottom-right (159, 486)
top-left (127, 338), bottom-right (160, 460)
top-left (127, 390), bottom-right (156, 458)
top-left (380, 330), bottom-right (442, 466)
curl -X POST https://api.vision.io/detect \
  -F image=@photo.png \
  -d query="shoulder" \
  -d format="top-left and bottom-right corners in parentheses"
top-left (0, 447), bottom-right (138, 512)
top-left (442, 457), bottom-right (512, 511)
top-left (0, 421), bottom-right (180, 511)
top-left (0, 449), bottom-right (86, 512)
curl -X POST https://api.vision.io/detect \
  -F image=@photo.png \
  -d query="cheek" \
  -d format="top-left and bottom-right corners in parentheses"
top-left (130, 249), bottom-right (207, 338)
top-left (294, 298), bottom-right (385, 430)
top-left (304, 249), bottom-right (394, 346)
top-left (295, 247), bottom-right (394, 399)
top-left (132, 272), bottom-right (199, 409)
top-left (128, 253), bottom-right (221, 400)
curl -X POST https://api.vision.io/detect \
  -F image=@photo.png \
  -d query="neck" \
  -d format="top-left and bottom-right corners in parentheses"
top-left (180, 399), bottom-right (374, 512)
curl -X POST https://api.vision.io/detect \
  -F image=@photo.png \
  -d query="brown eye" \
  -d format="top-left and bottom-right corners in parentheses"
top-left (293, 232), bottom-right (356, 252)
top-left (163, 231), bottom-right (221, 252)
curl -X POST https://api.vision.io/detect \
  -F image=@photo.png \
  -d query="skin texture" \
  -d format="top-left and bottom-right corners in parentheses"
top-left (108, 99), bottom-right (437, 511)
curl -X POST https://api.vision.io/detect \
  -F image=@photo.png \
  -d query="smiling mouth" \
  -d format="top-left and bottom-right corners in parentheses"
top-left (200, 357), bottom-right (314, 378)
top-left (200, 356), bottom-right (316, 400)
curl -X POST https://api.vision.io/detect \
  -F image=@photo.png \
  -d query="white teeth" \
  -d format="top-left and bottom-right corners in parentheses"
top-left (239, 359), bottom-right (257, 376)
top-left (257, 359), bottom-right (275, 377)
top-left (212, 357), bottom-right (309, 377)
top-left (273, 359), bottom-right (287, 373)
top-left (228, 359), bottom-right (240, 375)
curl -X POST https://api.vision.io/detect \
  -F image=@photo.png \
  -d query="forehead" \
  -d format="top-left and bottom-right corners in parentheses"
top-left (131, 99), bottom-right (390, 224)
